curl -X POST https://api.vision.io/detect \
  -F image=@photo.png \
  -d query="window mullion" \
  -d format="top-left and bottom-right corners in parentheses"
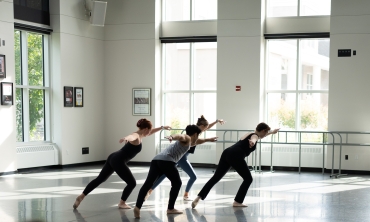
top-left (23, 89), bottom-right (30, 142)
top-left (21, 32), bottom-right (28, 85)
top-left (21, 31), bottom-right (30, 142)
top-left (296, 39), bottom-right (301, 130)
top-left (190, 0), bottom-right (193, 21)
top-left (44, 35), bottom-right (51, 141)
top-left (190, 43), bottom-right (194, 124)
top-left (162, 44), bottom-right (166, 128)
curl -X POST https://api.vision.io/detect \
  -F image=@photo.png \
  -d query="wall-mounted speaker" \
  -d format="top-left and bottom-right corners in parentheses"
top-left (90, 1), bottom-right (107, 26)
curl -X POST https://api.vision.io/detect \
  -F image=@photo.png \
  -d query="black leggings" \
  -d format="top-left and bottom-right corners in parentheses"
top-left (198, 147), bottom-right (253, 203)
top-left (83, 153), bottom-right (136, 201)
top-left (136, 160), bottom-right (182, 210)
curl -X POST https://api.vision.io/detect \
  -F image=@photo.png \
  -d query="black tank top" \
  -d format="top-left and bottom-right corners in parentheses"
top-left (229, 133), bottom-right (258, 157)
top-left (187, 145), bottom-right (196, 154)
top-left (115, 142), bottom-right (142, 161)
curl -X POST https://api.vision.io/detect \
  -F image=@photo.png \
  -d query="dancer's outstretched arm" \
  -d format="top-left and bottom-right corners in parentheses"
top-left (265, 128), bottom-right (280, 136)
top-left (165, 134), bottom-right (191, 146)
top-left (205, 119), bottom-right (225, 130)
top-left (195, 137), bottom-right (218, 145)
top-left (148, 125), bottom-right (171, 136)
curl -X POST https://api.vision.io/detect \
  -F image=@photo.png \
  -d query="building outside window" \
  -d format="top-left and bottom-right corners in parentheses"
top-left (14, 30), bottom-right (50, 142)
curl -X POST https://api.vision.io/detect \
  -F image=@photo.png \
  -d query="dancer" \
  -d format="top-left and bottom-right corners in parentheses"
top-left (191, 122), bottom-right (279, 208)
top-left (134, 124), bottom-right (201, 218)
top-left (145, 115), bottom-right (224, 201)
top-left (72, 119), bottom-right (171, 209)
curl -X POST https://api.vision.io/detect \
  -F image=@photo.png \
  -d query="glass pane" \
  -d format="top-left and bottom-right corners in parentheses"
top-left (300, 39), bottom-right (329, 90)
top-left (16, 88), bottom-right (23, 142)
top-left (267, 0), bottom-right (298, 17)
top-left (300, 0), bottom-right (331, 16)
top-left (194, 93), bottom-right (216, 137)
top-left (164, 93), bottom-right (189, 135)
top-left (27, 33), bottom-right (44, 86)
top-left (299, 93), bottom-right (328, 131)
top-left (15, 30), bottom-right (22, 85)
top-left (267, 93), bottom-right (296, 130)
top-left (267, 40), bottom-right (297, 90)
top-left (164, 0), bottom-right (190, 21)
top-left (29, 89), bottom-right (44, 141)
top-left (194, 42), bottom-right (217, 90)
top-left (164, 43), bottom-right (190, 90)
top-left (193, 0), bottom-right (217, 20)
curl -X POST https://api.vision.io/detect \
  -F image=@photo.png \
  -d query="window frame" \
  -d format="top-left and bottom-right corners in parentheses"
top-left (267, 0), bottom-right (331, 17)
top-left (264, 38), bottom-right (329, 131)
top-left (15, 29), bottom-right (51, 144)
top-left (162, 0), bottom-right (217, 22)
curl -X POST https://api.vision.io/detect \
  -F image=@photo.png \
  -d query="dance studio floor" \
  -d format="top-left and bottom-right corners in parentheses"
top-left (1, 164), bottom-right (370, 222)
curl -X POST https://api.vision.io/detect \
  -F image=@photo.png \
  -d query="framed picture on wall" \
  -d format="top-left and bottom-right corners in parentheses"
top-left (1, 82), bottom-right (13, 105)
top-left (64, 86), bottom-right (73, 107)
top-left (133, 88), bottom-right (151, 116)
top-left (74, 87), bottom-right (83, 107)
top-left (0, 54), bottom-right (5, 78)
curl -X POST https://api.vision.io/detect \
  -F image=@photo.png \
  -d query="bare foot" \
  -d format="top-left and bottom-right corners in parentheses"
top-left (118, 200), bottom-right (132, 209)
top-left (134, 206), bottom-right (140, 218)
top-left (73, 194), bottom-right (85, 209)
top-left (167, 209), bottom-right (183, 214)
top-left (191, 196), bottom-right (201, 209)
top-left (232, 201), bottom-right (247, 207)
top-left (144, 189), bottom-right (153, 201)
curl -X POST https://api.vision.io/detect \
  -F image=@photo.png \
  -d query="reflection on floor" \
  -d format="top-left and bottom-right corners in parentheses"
top-left (1, 165), bottom-right (370, 222)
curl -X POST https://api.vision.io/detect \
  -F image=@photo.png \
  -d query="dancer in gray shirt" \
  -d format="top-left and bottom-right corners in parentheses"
top-left (134, 124), bottom-right (201, 218)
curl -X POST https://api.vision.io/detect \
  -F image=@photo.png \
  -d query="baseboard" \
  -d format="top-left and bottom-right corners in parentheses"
top-left (0, 170), bottom-right (18, 176)
top-left (16, 160), bottom-right (106, 174)
top-left (190, 163), bottom-right (217, 168)
top-left (258, 166), bottom-right (324, 173)
top-left (127, 161), bottom-right (151, 166)
top-left (250, 166), bottom-right (370, 175)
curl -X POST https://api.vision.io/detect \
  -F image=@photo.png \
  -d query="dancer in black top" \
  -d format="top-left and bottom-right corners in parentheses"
top-left (72, 119), bottom-right (171, 209)
top-left (191, 122), bottom-right (279, 208)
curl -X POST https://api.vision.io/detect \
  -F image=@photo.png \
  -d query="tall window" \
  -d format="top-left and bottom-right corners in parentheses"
top-left (266, 39), bottom-right (329, 132)
top-left (162, 42), bottom-right (217, 135)
top-left (14, 30), bottom-right (50, 142)
top-left (267, 0), bottom-right (331, 17)
top-left (163, 0), bottom-right (217, 21)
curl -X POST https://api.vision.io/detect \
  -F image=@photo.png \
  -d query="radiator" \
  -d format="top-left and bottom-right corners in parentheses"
top-left (258, 144), bottom-right (325, 168)
top-left (16, 144), bottom-right (59, 169)
top-left (159, 142), bottom-right (216, 164)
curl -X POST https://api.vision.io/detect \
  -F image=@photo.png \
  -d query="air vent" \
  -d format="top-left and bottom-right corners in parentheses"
top-left (17, 145), bottom-right (55, 153)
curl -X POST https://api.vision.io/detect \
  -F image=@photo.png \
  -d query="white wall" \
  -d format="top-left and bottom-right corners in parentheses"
top-left (215, 0), bottom-right (264, 161)
top-left (103, 0), bottom-right (160, 162)
top-left (161, 20), bottom-right (217, 37)
top-left (328, 0), bottom-right (370, 171)
top-left (0, 0), bottom-right (17, 173)
top-left (50, 0), bottom-right (105, 165)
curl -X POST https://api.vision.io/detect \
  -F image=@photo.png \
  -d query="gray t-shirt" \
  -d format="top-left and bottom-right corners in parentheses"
top-left (153, 140), bottom-right (190, 163)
